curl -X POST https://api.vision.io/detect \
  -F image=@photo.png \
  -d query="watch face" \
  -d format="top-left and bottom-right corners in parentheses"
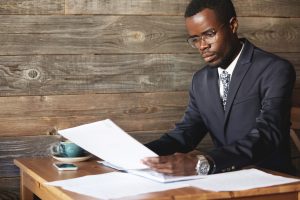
top-left (200, 162), bottom-right (210, 174)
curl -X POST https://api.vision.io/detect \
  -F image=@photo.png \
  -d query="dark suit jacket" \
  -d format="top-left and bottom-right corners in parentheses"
top-left (145, 39), bottom-right (296, 175)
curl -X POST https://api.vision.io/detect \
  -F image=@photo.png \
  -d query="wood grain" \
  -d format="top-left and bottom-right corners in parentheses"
top-left (0, 16), bottom-right (298, 55)
top-left (0, 135), bottom-right (59, 177)
top-left (0, 91), bottom-right (188, 136)
top-left (0, 0), bottom-right (64, 14)
top-left (238, 18), bottom-right (300, 53)
top-left (65, 0), bottom-right (300, 17)
top-left (0, 177), bottom-right (20, 200)
top-left (65, 0), bottom-right (187, 16)
top-left (0, 188), bottom-right (19, 200)
top-left (0, 0), bottom-right (299, 17)
top-left (233, 0), bottom-right (300, 17)
top-left (0, 54), bottom-right (201, 96)
top-left (0, 53), bottom-right (297, 97)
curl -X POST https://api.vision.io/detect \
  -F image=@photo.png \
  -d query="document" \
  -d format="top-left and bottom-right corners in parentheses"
top-left (98, 160), bottom-right (206, 183)
top-left (188, 168), bottom-right (300, 191)
top-left (45, 169), bottom-right (300, 199)
top-left (46, 172), bottom-right (189, 199)
top-left (58, 119), bottom-right (205, 182)
top-left (58, 119), bottom-right (155, 170)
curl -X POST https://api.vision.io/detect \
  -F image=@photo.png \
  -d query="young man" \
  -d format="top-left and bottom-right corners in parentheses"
top-left (142, 0), bottom-right (296, 176)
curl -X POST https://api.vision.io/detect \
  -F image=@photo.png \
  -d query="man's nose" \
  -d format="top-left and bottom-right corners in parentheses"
top-left (196, 39), bottom-right (210, 51)
top-left (195, 38), bottom-right (209, 51)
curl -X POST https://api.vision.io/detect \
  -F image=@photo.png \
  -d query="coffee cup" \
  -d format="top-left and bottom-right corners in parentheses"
top-left (51, 141), bottom-right (84, 157)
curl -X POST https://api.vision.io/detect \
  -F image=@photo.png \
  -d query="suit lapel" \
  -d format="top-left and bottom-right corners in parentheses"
top-left (208, 68), bottom-right (224, 118)
top-left (224, 40), bottom-right (254, 123)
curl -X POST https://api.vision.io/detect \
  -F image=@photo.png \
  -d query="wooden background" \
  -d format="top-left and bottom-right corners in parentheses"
top-left (0, 0), bottom-right (299, 199)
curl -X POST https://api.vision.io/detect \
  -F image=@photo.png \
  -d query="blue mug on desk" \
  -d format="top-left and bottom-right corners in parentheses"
top-left (51, 141), bottom-right (84, 157)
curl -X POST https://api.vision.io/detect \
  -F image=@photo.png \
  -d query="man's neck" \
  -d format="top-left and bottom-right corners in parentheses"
top-left (219, 39), bottom-right (243, 70)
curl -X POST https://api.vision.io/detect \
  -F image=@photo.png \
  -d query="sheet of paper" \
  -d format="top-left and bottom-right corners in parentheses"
top-left (46, 172), bottom-right (188, 199)
top-left (58, 119), bottom-right (157, 169)
top-left (128, 168), bottom-right (206, 183)
top-left (98, 160), bottom-right (207, 183)
top-left (188, 168), bottom-right (300, 191)
top-left (46, 169), bottom-right (300, 199)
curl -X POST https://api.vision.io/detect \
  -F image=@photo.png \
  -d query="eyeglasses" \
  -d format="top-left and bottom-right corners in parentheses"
top-left (187, 24), bottom-right (225, 48)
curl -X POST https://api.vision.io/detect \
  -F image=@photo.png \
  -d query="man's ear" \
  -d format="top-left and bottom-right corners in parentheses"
top-left (229, 17), bottom-right (238, 34)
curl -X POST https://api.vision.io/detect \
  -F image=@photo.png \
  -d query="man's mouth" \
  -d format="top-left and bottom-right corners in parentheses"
top-left (202, 53), bottom-right (216, 63)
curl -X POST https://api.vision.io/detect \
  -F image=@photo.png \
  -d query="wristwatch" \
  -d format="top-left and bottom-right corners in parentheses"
top-left (195, 155), bottom-right (210, 175)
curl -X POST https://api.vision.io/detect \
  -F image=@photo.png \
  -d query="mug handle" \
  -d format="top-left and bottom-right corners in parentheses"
top-left (51, 143), bottom-right (65, 157)
top-left (59, 144), bottom-right (66, 157)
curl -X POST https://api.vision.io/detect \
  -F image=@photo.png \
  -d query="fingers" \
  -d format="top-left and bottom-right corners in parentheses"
top-left (142, 153), bottom-right (199, 176)
top-left (146, 162), bottom-right (179, 175)
top-left (142, 155), bottom-right (182, 175)
top-left (142, 156), bottom-right (170, 164)
top-left (143, 156), bottom-right (172, 170)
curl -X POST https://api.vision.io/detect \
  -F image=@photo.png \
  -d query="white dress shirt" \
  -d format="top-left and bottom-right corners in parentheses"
top-left (218, 43), bottom-right (244, 98)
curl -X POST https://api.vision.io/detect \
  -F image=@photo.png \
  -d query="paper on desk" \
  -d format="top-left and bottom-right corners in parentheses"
top-left (58, 119), bottom-right (157, 169)
top-left (46, 169), bottom-right (300, 199)
top-left (46, 172), bottom-right (188, 199)
top-left (98, 160), bottom-right (207, 183)
top-left (188, 168), bottom-right (300, 191)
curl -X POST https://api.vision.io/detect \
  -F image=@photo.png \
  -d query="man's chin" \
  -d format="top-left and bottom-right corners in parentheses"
top-left (206, 58), bottom-right (231, 69)
top-left (206, 60), bottom-right (222, 68)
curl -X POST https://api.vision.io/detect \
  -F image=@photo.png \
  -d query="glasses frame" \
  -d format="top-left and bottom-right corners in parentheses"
top-left (186, 23), bottom-right (225, 48)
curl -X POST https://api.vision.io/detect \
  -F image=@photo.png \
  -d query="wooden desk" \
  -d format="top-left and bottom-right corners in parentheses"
top-left (14, 157), bottom-right (300, 200)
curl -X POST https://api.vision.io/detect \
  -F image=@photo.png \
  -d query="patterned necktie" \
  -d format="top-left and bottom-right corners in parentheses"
top-left (220, 71), bottom-right (231, 110)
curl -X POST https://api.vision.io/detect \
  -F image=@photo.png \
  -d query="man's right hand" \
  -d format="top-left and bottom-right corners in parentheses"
top-left (142, 152), bottom-right (199, 176)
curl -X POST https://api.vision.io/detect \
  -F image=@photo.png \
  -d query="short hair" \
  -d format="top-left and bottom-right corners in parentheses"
top-left (184, 0), bottom-right (236, 23)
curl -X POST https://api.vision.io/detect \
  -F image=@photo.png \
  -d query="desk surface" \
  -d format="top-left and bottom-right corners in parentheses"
top-left (14, 157), bottom-right (300, 200)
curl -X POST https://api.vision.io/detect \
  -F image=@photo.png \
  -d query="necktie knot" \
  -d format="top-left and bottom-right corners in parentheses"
top-left (220, 71), bottom-right (231, 110)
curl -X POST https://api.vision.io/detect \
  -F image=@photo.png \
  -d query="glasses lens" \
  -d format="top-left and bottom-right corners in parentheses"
top-left (203, 32), bottom-right (217, 44)
top-left (187, 37), bottom-right (200, 48)
top-left (187, 29), bottom-right (218, 48)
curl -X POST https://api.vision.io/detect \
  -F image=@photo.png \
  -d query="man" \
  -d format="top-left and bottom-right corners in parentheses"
top-left (142, 0), bottom-right (296, 176)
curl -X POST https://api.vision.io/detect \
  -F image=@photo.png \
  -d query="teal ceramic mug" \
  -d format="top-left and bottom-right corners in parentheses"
top-left (51, 141), bottom-right (84, 157)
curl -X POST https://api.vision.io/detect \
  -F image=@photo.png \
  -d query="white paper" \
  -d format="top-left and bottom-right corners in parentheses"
top-left (58, 119), bottom-right (157, 169)
top-left (46, 169), bottom-right (300, 199)
top-left (188, 168), bottom-right (300, 191)
top-left (98, 160), bottom-right (206, 183)
top-left (46, 172), bottom-right (188, 199)
top-left (59, 119), bottom-right (206, 183)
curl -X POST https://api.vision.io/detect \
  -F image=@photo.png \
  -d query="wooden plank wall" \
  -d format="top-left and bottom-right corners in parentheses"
top-left (0, 0), bottom-right (299, 199)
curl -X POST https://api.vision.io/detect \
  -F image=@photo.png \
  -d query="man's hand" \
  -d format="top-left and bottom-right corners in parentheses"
top-left (142, 152), bottom-right (199, 176)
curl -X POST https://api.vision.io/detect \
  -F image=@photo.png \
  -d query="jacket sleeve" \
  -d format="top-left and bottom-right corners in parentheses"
top-left (145, 74), bottom-right (208, 155)
top-left (206, 59), bottom-right (296, 174)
